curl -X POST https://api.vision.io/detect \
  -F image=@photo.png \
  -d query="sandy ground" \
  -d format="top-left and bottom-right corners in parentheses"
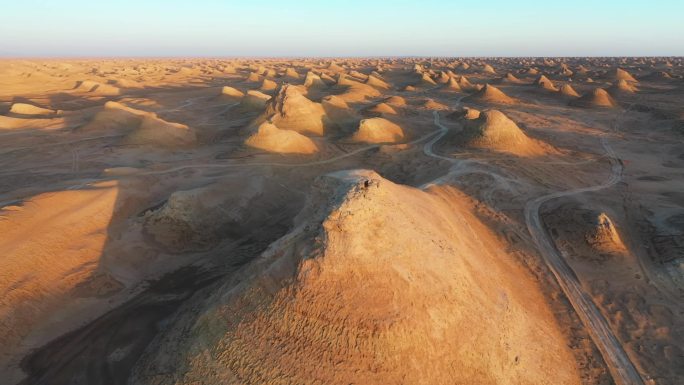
top-left (0, 57), bottom-right (682, 385)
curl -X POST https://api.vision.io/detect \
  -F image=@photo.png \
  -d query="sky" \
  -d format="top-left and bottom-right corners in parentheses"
top-left (1, 0), bottom-right (682, 57)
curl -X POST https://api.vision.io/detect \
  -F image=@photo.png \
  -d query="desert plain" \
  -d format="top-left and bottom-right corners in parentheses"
top-left (0, 57), bottom-right (682, 385)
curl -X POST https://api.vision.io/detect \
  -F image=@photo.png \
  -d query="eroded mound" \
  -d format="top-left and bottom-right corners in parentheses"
top-left (8, 103), bottom-right (58, 117)
top-left (560, 84), bottom-right (580, 98)
top-left (456, 110), bottom-right (549, 156)
top-left (129, 170), bottom-right (581, 385)
top-left (336, 75), bottom-right (382, 102)
top-left (303, 71), bottom-right (327, 89)
top-left (261, 85), bottom-right (328, 136)
top-left (443, 76), bottom-right (462, 91)
top-left (502, 72), bottom-right (524, 84)
top-left (80, 100), bottom-right (193, 148)
top-left (124, 115), bottom-right (197, 148)
top-left (244, 121), bottom-right (318, 154)
top-left (75, 80), bottom-right (121, 95)
top-left (81, 101), bottom-right (152, 131)
top-left (366, 74), bottom-right (390, 89)
top-left (422, 98), bottom-right (449, 110)
top-left (586, 212), bottom-right (627, 253)
top-left (366, 102), bottom-right (397, 115)
top-left (144, 177), bottom-right (270, 251)
top-left (240, 90), bottom-right (272, 110)
top-left (384, 95), bottom-right (407, 106)
top-left (616, 68), bottom-right (638, 83)
top-left (608, 79), bottom-right (638, 94)
top-left (447, 106), bottom-right (481, 120)
top-left (351, 117), bottom-right (404, 143)
top-left (571, 88), bottom-right (617, 108)
top-left (534, 75), bottom-right (558, 91)
top-left (220, 86), bottom-right (245, 99)
top-left (463, 84), bottom-right (515, 104)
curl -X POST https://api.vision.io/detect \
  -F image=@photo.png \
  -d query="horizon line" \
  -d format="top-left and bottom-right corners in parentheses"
top-left (1, 55), bottom-right (683, 60)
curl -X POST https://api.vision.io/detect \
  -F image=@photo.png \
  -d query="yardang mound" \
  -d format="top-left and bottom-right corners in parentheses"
top-left (570, 88), bottom-right (617, 108)
top-left (258, 84), bottom-right (329, 136)
top-left (124, 115), bottom-right (196, 148)
top-left (463, 84), bottom-right (515, 104)
top-left (351, 117), bottom-right (404, 143)
top-left (245, 121), bottom-right (318, 154)
top-left (456, 110), bottom-right (550, 156)
top-left (129, 170), bottom-right (581, 385)
top-left (8, 103), bottom-right (58, 117)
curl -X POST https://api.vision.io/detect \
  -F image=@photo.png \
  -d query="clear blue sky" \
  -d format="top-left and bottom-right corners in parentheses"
top-left (1, 0), bottom-right (682, 57)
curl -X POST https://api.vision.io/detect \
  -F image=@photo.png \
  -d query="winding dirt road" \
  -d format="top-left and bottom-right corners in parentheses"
top-left (424, 109), bottom-right (645, 385)
top-left (524, 136), bottom-right (645, 385)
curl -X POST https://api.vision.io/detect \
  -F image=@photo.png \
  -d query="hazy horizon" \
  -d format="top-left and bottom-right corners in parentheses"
top-left (1, 0), bottom-right (683, 57)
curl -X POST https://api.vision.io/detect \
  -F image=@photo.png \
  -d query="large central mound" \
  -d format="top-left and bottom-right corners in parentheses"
top-left (130, 170), bottom-right (580, 385)
top-left (457, 110), bottom-right (550, 156)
